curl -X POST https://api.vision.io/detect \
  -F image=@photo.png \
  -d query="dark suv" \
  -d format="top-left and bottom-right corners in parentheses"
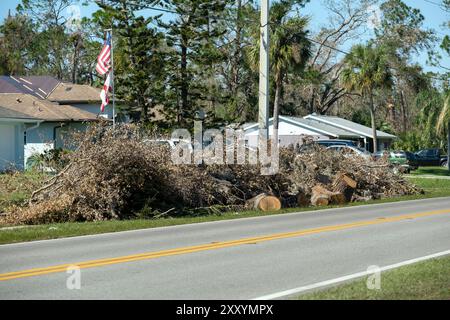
top-left (414, 148), bottom-right (448, 167)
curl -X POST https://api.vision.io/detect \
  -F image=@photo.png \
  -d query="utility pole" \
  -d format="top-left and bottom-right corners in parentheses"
top-left (105, 28), bottom-right (116, 128)
top-left (258, 0), bottom-right (270, 144)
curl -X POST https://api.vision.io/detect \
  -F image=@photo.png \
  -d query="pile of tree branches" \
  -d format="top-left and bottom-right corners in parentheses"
top-left (1, 124), bottom-right (422, 225)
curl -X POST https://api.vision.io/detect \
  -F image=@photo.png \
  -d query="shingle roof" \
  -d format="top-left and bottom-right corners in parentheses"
top-left (47, 82), bottom-right (101, 103)
top-left (283, 116), bottom-right (361, 138)
top-left (0, 105), bottom-right (40, 120)
top-left (0, 93), bottom-right (99, 121)
top-left (242, 116), bottom-right (362, 138)
top-left (0, 76), bottom-right (60, 99)
top-left (304, 115), bottom-right (397, 139)
top-left (0, 76), bottom-right (101, 103)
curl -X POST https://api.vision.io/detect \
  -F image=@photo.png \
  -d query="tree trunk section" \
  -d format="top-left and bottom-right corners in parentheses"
top-left (332, 173), bottom-right (357, 202)
top-left (231, 0), bottom-right (242, 96)
top-left (297, 190), bottom-right (311, 207)
top-left (400, 90), bottom-right (408, 133)
top-left (311, 186), bottom-right (329, 206)
top-left (369, 91), bottom-right (378, 153)
top-left (246, 193), bottom-right (281, 211)
top-left (272, 75), bottom-right (282, 151)
top-left (311, 185), bottom-right (347, 206)
top-left (180, 39), bottom-right (188, 124)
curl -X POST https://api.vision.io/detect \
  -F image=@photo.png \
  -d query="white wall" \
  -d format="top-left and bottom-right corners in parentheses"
top-left (72, 103), bottom-right (119, 120)
top-left (23, 121), bottom-right (91, 169)
top-left (0, 122), bottom-right (25, 171)
top-left (245, 120), bottom-right (328, 148)
top-left (0, 124), bottom-right (15, 171)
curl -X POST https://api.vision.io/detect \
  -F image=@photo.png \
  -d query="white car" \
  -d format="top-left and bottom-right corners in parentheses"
top-left (326, 145), bottom-right (372, 160)
top-left (143, 139), bottom-right (194, 152)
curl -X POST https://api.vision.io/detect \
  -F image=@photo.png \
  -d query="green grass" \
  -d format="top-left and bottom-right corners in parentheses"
top-left (297, 256), bottom-right (450, 300)
top-left (410, 166), bottom-right (450, 177)
top-left (1, 176), bottom-right (450, 245)
top-left (408, 177), bottom-right (450, 192)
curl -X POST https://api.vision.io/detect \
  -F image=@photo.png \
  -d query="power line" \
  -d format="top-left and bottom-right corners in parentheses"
top-left (115, 0), bottom-right (258, 25)
top-left (98, 1), bottom-right (448, 81)
top-left (422, 0), bottom-right (450, 12)
top-left (308, 36), bottom-right (448, 81)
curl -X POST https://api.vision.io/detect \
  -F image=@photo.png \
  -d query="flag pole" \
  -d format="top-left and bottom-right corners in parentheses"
top-left (107, 28), bottom-right (116, 128)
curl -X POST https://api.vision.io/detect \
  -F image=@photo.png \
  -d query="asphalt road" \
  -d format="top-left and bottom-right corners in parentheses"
top-left (1, 197), bottom-right (450, 300)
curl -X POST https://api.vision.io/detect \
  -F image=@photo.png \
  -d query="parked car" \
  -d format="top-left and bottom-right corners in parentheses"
top-left (143, 138), bottom-right (194, 152)
top-left (316, 139), bottom-right (358, 148)
top-left (373, 150), bottom-right (418, 173)
top-left (326, 145), bottom-right (372, 160)
top-left (413, 148), bottom-right (448, 167)
top-left (298, 139), bottom-right (359, 153)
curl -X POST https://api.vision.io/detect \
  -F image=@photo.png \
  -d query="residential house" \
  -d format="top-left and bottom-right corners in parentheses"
top-left (0, 76), bottom-right (111, 171)
top-left (243, 115), bottom-right (397, 151)
top-left (304, 114), bottom-right (397, 152)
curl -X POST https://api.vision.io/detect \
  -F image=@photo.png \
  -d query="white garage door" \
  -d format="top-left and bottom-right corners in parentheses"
top-left (0, 124), bottom-right (16, 171)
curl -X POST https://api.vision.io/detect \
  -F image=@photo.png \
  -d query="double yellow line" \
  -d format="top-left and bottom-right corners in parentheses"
top-left (1, 209), bottom-right (449, 282)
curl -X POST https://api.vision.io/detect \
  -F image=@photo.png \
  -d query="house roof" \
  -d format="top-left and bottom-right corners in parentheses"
top-left (242, 116), bottom-right (362, 138)
top-left (283, 116), bottom-right (361, 138)
top-left (0, 93), bottom-right (99, 122)
top-left (0, 76), bottom-right (60, 99)
top-left (0, 105), bottom-right (40, 121)
top-left (47, 82), bottom-right (101, 103)
top-left (0, 76), bottom-right (101, 103)
top-left (241, 122), bottom-right (257, 130)
top-left (304, 114), bottom-right (397, 139)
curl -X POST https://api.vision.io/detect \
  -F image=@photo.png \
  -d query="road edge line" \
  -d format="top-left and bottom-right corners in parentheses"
top-left (252, 249), bottom-right (450, 300)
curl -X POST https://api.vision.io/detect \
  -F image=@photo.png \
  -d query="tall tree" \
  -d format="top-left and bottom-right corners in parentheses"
top-left (374, 0), bottom-right (436, 133)
top-left (342, 44), bottom-right (393, 152)
top-left (0, 13), bottom-right (36, 75)
top-left (159, 0), bottom-right (229, 125)
top-left (216, 0), bottom-right (259, 122)
top-left (14, 0), bottom-right (100, 82)
top-left (95, 0), bottom-right (168, 124)
top-left (17, 0), bottom-right (80, 79)
top-left (249, 0), bottom-right (311, 146)
top-left (303, 0), bottom-right (377, 115)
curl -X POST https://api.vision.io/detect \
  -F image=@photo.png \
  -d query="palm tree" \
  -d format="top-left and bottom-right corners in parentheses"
top-left (341, 44), bottom-right (392, 153)
top-left (248, 1), bottom-right (312, 147)
top-left (271, 15), bottom-right (311, 147)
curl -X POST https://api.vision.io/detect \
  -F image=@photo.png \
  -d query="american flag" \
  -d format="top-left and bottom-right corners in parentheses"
top-left (96, 33), bottom-right (111, 75)
top-left (100, 73), bottom-right (112, 112)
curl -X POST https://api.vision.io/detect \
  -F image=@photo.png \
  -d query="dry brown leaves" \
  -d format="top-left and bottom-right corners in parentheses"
top-left (1, 124), bottom-right (422, 225)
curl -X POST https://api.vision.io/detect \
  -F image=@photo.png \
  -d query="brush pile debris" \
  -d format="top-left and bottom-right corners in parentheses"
top-left (1, 124), bottom-right (422, 225)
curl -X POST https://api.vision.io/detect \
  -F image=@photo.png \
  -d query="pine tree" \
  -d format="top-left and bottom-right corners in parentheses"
top-left (159, 0), bottom-right (230, 125)
top-left (96, 0), bottom-right (168, 124)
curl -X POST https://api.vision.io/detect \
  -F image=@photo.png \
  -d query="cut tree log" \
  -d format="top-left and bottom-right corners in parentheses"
top-left (246, 193), bottom-right (282, 211)
top-left (311, 185), bottom-right (331, 206)
top-left (311, 185), bottom-right (346, 206)
top-left (297, 191), bottom-right (311, 207)
top-left (332, 173), bottom-right (357, 202)
top-left (329, 193), bottom-right (346, 205)
top-left (311, 193), bottom-right (329, 206)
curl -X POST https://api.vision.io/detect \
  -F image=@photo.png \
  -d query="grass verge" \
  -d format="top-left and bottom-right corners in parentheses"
top-left (297, 255), bottom-right (450, 300)
top-left (410, 166), bottom-right (450, 177)
top-left (0, 177), bottom-right (450, 245)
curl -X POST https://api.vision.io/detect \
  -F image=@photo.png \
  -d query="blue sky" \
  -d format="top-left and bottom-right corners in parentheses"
top-left (1, 0), bottom-right (449, 73)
